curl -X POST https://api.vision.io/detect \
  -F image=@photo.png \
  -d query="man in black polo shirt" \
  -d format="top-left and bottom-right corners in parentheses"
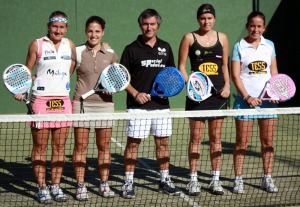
top-left (120, 8), bottom-right (181, 199)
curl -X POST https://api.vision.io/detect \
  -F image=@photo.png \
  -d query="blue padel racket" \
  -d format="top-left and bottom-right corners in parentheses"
top-left (81, 63), bottom-right (130, 99)
top-left (259, 74), bottom-right (296, 101)
top-left (150, 67), bottom-right (184, 97)
top-left (3, 64), bottom-right (34, 114)
top-left (186, 72), bottom-right (219, 102)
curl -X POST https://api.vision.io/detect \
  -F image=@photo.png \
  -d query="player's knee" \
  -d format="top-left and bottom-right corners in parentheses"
top-left (126, 141), bottom-right (140, 150)
top-left (261, 145), bottom-right (274, 153)
top-left (72, 161), bottom-right (86, 168)
top-left (189, 152), bottom-right (200, 159)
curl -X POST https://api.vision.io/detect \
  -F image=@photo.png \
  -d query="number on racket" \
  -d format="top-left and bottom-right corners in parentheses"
top-left (81, 63), bottom-right (130, 99)
top-left (2, 64), bottom-right (34, 114)
top-left (186, 72), bottom-right (219, 102)
top-left (259, 74), bottom-right (296, 101)
top-left (150, 67), bottom-right (184, 97)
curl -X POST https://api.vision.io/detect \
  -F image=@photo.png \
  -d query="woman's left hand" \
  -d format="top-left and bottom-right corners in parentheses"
top-left (220, 85), bottom-right (230, 98)
top-left (102, 91), bottom-right (114, 96)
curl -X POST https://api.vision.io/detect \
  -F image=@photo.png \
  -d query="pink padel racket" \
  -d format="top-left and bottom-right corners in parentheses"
top-left (259, 74), bottom-right (296, 101)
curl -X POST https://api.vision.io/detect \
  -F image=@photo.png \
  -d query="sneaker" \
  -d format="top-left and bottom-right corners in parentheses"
top-left (233, 178), bottom-right (244, 194)
top-left (261, 177), bottom-right (278, 193)
top-left (122, 180), bottom-right (136, 199)
top-left (37, 186), bottom-right (53, 204)
top-left (76, 183), bottom-right (89, 201)
top-left (209, 180), bottom-right (224, 195)
top-left (99, 181), bottom-right (115, 198)
top-left (50, 185), bottom-right (68, 202)
top-left (158, 177), bottom-right (181, 195)
top-left (186, 181), bottom-right (201, 196)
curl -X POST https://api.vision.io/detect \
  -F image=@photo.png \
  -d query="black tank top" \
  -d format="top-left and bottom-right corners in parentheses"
top-left (188, 32), bottom-right (224, 90)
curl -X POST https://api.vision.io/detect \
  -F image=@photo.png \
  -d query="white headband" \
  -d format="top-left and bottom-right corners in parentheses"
top-left (48, 17), bottom-right (68, 24)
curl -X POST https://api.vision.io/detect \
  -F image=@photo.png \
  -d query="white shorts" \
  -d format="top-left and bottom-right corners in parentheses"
top-left (126, 109), bottom-right (172, 139)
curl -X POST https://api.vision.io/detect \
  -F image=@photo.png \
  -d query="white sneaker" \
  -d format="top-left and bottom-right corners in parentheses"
top-left (50, 185), bottom-right (68, 202)
top-left (37, 186), bottom-right (53, 204)
top-left (158, 177), bottom-right (181, 196)
top-left (99, 181), bottom-right (115, 198)
top-left (122, 180), bottom-right (136, 199)
top-left (209, 180), bottom-right (224, 195)
top-left (186, 181), bottom-right (201, 196)
top-left (233, 178), bottom-right (244, 194)
top-left (261, 177), bottom-right (278, 193)
top-left (76, 183), bottom-right (89, 201)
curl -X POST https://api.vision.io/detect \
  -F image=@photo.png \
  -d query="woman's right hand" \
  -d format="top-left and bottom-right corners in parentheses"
top-left (13, 94), bottom-right (25, 101)
top-left (247, 96), bottom-right (262, 107)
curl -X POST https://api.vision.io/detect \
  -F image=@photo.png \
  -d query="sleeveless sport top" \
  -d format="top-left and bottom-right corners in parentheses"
top-left (32, 36), bottom-right (72, 96)
top-left (188, 32), bottom-right (224, 90)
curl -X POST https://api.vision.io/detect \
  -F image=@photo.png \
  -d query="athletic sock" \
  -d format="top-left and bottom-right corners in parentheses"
top-left (160, 170), bottom-right (169, 182)
top-left (190, 172), bottom-right (198, 182)
top-left (212, 170), bottom-right (220, 181)
top-left (125, 172), bottom-right (134, 182)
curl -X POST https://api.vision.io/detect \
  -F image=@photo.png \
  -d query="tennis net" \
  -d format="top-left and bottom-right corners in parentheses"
top-left (0, 107), bottom-right (299, 207)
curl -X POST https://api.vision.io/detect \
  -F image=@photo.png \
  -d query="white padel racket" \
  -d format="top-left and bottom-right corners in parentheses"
top-left (81, 63), bottom-right (130, 99)
top-left (186, 72), bottom-right (219, 102)
top-left (3, 64), bottom-right (34, 114)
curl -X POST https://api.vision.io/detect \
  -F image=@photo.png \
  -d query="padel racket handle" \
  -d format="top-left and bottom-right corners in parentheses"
top-left (26, 103), bottom-right (34, 115)
top-left (150, 82), bottom-right (164, 96)
top-left (81, 90), bottom-right (95, 100)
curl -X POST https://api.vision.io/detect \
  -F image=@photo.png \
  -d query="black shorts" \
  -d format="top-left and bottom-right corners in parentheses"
top-left (185, 94), bottom-right (227, 120)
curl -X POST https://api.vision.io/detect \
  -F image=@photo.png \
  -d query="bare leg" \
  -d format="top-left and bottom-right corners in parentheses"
top-left (188, 119), bottom-right (205, 174)
top-left (258, 118), bottom-right (276, 175)
top-left (72, 127), bottom-right (90, 184)
top-left (234, 120), bottom-right (253, 176)
top-left (51, 127), bottom-right (69, 186)
top-left (154, 136), bottom-right (170, 171)
top-left (96, 128), bottom-right (112, 182)
top-left (208, 118), bottom-right (224, 171)
top-left (31, 128), bottom-right (50, 187)
top-left (124, 137), bottom-right (141, 173)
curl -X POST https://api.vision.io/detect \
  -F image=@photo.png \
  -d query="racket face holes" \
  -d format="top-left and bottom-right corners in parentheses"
top-left (187, 72), bottom-right (213, 102)
top-left (151, 67), bottom-right (184, 96)
top-left (100, 64), bottom-right (130, 92)
top-left (3, 64), bottom-right (31, 94)
top-left (267, 75), bottom-right (296, 101)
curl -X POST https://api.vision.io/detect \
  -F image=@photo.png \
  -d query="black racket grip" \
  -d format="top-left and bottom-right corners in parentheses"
top-left (24, 100), bottom-right (34, 115)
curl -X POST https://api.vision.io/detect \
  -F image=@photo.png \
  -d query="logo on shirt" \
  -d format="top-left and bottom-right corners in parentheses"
top-left (47, 69), bottom-right (67, 79)
top-left (204, 51), bottom-right (213, 55)
top-left (248, 61), bottom-right (267, 74)
top-left (198, 62), bottom-right (218, 75)
top-left (158, 47), bottom-right (167, 56)
top-left (61, 55), bottom-right (71, 60)
top-left (66, 82), bottom-right (70, 90)
top-left (44, 56), bottom-right (56, 61)
top-left (141, 59), bottom-right (165, 67)
top-left (45, 50), bottom-right (55, 55)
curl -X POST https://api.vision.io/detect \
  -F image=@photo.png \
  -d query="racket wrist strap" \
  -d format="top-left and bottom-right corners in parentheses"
top-left (134, 92), bottom-right (140, 99)
top-left (243, 94), bottom-right (251, 101)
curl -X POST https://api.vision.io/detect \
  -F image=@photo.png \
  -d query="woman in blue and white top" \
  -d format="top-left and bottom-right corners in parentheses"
top-left (231, 11), bottom-right (279, 194)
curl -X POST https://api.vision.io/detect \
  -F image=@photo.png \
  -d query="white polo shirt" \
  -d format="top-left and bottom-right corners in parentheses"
top-left (232, 36), bottom-right (276, 97)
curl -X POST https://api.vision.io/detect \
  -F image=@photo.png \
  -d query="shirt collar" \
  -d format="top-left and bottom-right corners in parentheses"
top-left (136, 35), bottom-right (159, 48)
top-left (43, 35), bottom-right (67, 44)
top-left (239, 35), bottom-right (267, 49)
top-left (84, 42), bottom-right (106, 53)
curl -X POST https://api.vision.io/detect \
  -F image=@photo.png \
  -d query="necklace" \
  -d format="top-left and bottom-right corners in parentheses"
top-left (203, 35), bottom-right (210, 46)
top-left (201, 32), bottom-right (211, 46)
